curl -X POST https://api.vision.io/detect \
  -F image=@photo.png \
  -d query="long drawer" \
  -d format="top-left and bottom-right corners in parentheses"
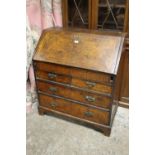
top-left (38, 93), bottom-right (110, 125)
top-left (36, 80), bottom-right (111, 109)
top-left (34, 61), bottom-right (114, 84)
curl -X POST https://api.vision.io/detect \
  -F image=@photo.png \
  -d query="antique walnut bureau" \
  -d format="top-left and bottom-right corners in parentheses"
top-left (33, 28), bottom-right (124, 136)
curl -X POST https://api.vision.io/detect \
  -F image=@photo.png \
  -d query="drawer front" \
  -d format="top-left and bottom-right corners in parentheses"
top-left (39, 93), bottom-right (71, 114)
top-left (71, 69), bottom-right (113, 84)
top-left (34, 61), bottom-right (113, 84)
top-left (35, 70), bottom-right (71, 84)
top-left (71, 78), bottom-right (112, 94)
top-left (87, 71), bottom-right (113, 84)
top-left (34, 61), bottom-right (70, 75)
top-left (39, 94), bottom-right (110, 125)
top-left (37, 80), bottom-right (111, 109)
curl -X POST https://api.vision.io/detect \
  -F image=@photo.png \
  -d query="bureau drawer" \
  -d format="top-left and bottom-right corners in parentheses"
top-left (34, 61), bottom-right (70, 75)
top-left (71, 78), bottom-right (112, 94)
top-left (35, 70), bottom-right (71, 84)
top-left (39, 94), bottom-right (110, 125)
top-left (71, 69), bottom-right (113, 85)
top-left (34, 61), bottom-right (113, 84)
top-left (37, 80), bottom-right (111, 109)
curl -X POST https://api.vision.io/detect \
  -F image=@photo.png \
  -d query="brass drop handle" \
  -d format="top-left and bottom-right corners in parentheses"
top-left (48, 73), bottom-right (57, 79)
top-left (49, 87), bottom-right (57, 92)
top-left (50, 102), bottom-right (58, 107)
top-left (85, 96), bottom-right (95, 102)
top-left (86, 81), bottom-right (96, 88)
top-left (84, 111), bottom-right (93, 117)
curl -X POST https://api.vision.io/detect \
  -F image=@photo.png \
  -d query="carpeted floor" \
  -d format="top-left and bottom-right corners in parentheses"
top-left (26, 107), bottom-right (129, 155)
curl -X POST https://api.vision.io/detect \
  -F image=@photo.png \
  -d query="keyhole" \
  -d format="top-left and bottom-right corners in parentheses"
top-left (110, 76), bottom-right (114, 82)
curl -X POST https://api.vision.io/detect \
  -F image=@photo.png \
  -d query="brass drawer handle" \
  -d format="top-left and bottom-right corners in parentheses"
top-left (84, 111), bottom-right (93, 117)
top-left (49, 87), bottom-right (57, 92)
top-left (50, 102), bottom-right (58, 107)
top-left (85, 96), bottom-right (95, 102)
top-left (48, 73), bottom-right (57, 79)
top-left (86, 81), bottom-right (96, 88)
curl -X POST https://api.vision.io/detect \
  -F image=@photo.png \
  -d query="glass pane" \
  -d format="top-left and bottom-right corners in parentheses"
top-left (98, 0), bottom-right (126, 31)
top-left (68, 0), bottom-right (89, 28)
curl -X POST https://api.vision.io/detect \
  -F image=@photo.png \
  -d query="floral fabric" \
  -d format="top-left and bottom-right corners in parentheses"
top-left (26, 0), bottom-right (62, 73)
top-left (26, 0), bottom-right (62, 113)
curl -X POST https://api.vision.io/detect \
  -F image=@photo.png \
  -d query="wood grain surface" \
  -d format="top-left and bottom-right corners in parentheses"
top-left (33, 28), bottom-right (124, 74)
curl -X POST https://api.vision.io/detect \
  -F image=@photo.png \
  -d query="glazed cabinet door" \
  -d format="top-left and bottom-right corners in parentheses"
top-left (62, 0), bottom-right (92, 29)
top-left (92, 0), bottom-right (128, 32)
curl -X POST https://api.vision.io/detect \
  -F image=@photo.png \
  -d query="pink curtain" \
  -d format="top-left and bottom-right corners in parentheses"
top-left (26, 0), bottom-right (62, 34)
top-left (26, 0), bottom-right (62, 113)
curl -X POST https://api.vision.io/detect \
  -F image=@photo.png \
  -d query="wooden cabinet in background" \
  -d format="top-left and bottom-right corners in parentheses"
top-left (61, 0), bottom-right (129, 108)
top-left (62, 0), bottom-right (92, 29)
top-left (119, 37), bottom-right (129, 107)
top-left (92, 0), bottom-right (128, 32)
top-left (62, 0), bottom-right (128, 31)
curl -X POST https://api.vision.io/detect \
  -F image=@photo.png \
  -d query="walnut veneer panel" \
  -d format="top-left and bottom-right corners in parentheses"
top-left (36, 68), bottom-right (112, 94)
top-left (34, 61), bottom-right (113, 84)
top-left (33, 28), bottom-right (124, 74)
top-left (39, 94), bottom-right (110, 125)
top-left (36, 80), bottom-right (111, 109)
top-left (71, 78), bottom-right (112, 94)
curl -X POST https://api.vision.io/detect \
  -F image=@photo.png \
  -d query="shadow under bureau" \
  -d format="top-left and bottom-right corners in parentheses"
top-left (33, 28), bottom-right (124, 136)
